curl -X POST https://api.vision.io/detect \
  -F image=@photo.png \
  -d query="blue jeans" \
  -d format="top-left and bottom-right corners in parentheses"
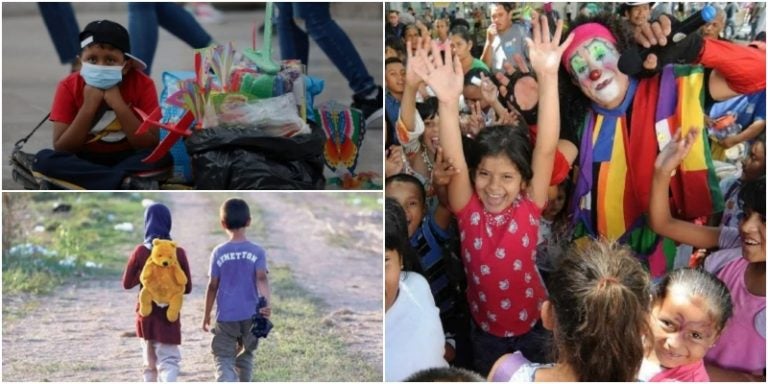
top-left (275, 2), bottom-right (375, 96)
top-left (127, 2), bottom-right (213, 75)
top-left (33, 149), bottom-right (172, 189)
top-left (38, 2), bottom-right (80, 65)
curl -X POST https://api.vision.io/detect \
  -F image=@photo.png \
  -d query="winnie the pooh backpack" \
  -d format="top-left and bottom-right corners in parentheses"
top-left (139, 239), bottom-right (187, 322)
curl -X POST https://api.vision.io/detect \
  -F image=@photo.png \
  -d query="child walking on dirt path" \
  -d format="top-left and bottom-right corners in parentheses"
top-left (122, 202), bottom-right (193, 382)
top-left (203, 198), bottom-right (272, 382)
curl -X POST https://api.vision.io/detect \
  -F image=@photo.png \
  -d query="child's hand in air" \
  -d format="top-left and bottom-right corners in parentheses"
top-left (479, 72), bottom-right (499, 105)
top-left (526, 13), bottom-right (573, 78)
top-left (410, 42), bottom-right (464, 104)
top-left (386, 145), bottom-right (405, 177)
top-left (654, 128), bottom-right (700, 176)
top-left (432, 146), bottom-right (459, 186)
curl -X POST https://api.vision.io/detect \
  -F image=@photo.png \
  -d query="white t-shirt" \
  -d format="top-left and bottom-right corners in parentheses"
top-left (385, 272), bottom-right (448, 381)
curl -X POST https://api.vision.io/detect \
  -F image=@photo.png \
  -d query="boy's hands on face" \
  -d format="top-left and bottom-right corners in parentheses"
top-left (103, 86), bottom-right (126, 109)
top-left (83, 84), bottom-right (105, 108)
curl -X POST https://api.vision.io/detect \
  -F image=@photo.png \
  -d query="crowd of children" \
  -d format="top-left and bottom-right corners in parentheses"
top-left (385, 2), bottom-right (765, 381)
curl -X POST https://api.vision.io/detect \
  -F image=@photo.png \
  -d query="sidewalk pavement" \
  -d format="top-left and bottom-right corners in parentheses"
top-left (2, 3), bottom-right (383, 190)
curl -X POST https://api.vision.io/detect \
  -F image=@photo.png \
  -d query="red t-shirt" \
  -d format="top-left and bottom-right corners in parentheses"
top-left (122, 244), bottom-right (192, 345)
top-left (50, 69), bottom-right (158, 153)
top-left (455, 193), bottom-right (547, 338)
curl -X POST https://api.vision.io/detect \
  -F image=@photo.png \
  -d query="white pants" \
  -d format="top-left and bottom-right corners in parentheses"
top-left (141, 339), bottom-right (181, 382)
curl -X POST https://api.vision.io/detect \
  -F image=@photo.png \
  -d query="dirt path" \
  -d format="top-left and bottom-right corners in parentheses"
top-left (2, 192), bottom-right (382, 381)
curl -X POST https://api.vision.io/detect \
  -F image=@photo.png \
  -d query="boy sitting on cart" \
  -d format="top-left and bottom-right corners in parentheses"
top-left (30, 19), bottom-right (171, 189)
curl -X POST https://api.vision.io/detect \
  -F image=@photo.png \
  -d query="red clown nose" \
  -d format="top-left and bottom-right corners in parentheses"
top-left (589, 70), bottom-right (601, 81)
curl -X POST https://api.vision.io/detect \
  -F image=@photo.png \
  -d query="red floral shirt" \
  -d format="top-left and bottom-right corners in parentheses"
top-left (455, 193), bottom-right (547, 337)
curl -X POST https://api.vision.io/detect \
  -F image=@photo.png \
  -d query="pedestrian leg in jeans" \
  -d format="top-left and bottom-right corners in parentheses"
top-left (38, 2), bottom-right (80, 68)
top-left (128, 2), bottom-right (213, 74)
top-left (275, 3), bottom-right (310, 66)
top-left (276, 2), bottom-right (381, 123)
top-left (290, 3), bottom-right (375, 96)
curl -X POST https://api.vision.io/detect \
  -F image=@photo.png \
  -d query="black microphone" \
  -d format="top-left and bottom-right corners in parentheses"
top-left (618, 5), bottom-right (716, 76)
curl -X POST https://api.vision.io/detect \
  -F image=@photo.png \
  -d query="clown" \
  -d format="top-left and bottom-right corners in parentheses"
top-left (562, 14), bottom-right (766, 277)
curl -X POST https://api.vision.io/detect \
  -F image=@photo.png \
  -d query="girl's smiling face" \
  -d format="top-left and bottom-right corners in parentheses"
top-left (739, 210), bottom-right (766, 263)
top-left (650, 288), bottom-right (721, 369)
top-left (474, 154), bottom-right (526, 213)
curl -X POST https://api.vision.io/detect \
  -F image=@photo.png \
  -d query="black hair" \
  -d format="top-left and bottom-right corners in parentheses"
top-left (755, 31), bottom-right (766, 42)
top-left (416, 96), bottom-right (439, 121)
top-left (652, 267), bottom-right (733, 333)
top-left (449, 24), bottom-right (472, 43)
top-left (548, 239), bottom-right (652, 381)
top-left (451, 18), bottom-right (471, 31)
top-left (385, 57), bottom-right (404, 67)
top-left (385, 174), bottom-right (427, 205)
top-left (220, 198), bottom-right (251, 230)
top-left (738, 177), bottom-right (766, 220)
top-left (405, 367), bottom-right (485, 382)
top-left (473, 125), bottom-right (533, 182)
top-left (404, 23), bottom-right (420, 36)
top-left (385, 37), bottom-right (406, 56)
top-left (384, 198), bottom-right (423, 274)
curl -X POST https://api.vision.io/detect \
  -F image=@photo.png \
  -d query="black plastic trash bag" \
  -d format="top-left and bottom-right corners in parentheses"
top-left (185, 123), bottom-right (325, 189)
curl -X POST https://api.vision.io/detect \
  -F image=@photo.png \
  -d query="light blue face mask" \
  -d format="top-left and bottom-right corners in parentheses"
top-left (80, 62), bottom-right (124, 89)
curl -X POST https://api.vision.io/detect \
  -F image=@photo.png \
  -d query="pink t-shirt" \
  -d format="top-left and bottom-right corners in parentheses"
top-left (455, 193), bottom-right (546, 337)
top-left (703, 228), bottom-right (766, 374)
top-left (650, 360), bottom-right (710, 382)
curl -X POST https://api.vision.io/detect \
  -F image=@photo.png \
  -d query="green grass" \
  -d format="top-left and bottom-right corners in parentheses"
top-left (3, 192), bottom-right (158, 294)
top-left (253, 266), bottom-right (381, 382)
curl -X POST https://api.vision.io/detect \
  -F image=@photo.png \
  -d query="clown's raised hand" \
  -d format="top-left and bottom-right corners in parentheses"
top-left (526, 14), bottom-right (573, 77)
top-left (411, 41), bottom-right (464, 104)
